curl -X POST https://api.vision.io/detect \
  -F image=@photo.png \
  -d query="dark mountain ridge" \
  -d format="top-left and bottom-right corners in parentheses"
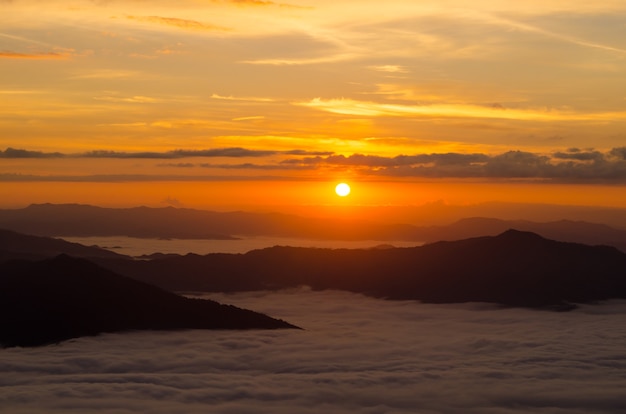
top-left (94, 229), bottom-right (626, 310)
top-left (3, 226), bottom-right (624, 310)
top-left (0, 255), bottom-right (298, 348)
top-left (0, 228), bottom-right (130, 261)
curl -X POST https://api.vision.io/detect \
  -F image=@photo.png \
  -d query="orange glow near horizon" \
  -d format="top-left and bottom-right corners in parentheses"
top-left (1, 0), bottom-right (625, 216)
top-left (3, 180), bottom-right (626, 214)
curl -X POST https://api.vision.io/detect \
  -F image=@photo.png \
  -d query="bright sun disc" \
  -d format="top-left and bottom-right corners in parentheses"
top-left (335, 183), bottom-right (351, 197)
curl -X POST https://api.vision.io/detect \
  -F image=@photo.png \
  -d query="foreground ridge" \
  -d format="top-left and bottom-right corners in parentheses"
top-left (0, 255), bottom-right (298, 348)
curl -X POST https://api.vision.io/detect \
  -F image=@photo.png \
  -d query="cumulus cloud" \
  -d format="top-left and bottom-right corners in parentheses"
top-left (282, 148), bottom-right (626, 182)
top-left (609, 147), bottom-right (626, 161)
top-left (1, 290), bottom-right (626, 414)
top-left (553, 148), bottom-right (604, 161)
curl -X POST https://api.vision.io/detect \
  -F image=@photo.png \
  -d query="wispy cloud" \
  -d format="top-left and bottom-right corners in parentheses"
top-left (369, 65), bottom-right (410, 74)
top-left (225, 0), bottom-right (278, 5)
top-left (477, 12), bottom-right (626, 56)
top-left (242, 53), bottom-right (359, 65)
top-left (221, 0), bottom-right (312, 9)
top-left (296, 98), bottom-right (626, 122)
top-left (0, 51), bottom-right (69, 59)
top-left (93, 95), bottom-right (161, 103)
top-left (211, 94), bottom-right (275, 102)
top-left (126, 15), bottom-right (230, 32)
top-left (232, 116), bottom-right (266, 121)
top-left (70, 70), bottom-right (142, 79)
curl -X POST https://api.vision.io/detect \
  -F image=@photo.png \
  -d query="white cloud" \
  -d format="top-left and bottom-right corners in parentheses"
top-left (2, 290), bottom-right (626, 413)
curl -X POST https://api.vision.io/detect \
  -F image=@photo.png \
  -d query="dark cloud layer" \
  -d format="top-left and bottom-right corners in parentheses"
top-left (0, 148), bottom-right (65, 158)
top-left (1, 290), bottom-right (626, 413)
top-left (283, 147), bottom-right (626, 182)
top-left (3, 147), bottom-right (626, 182)
top-left (0, 147), bottom-right (333, 159)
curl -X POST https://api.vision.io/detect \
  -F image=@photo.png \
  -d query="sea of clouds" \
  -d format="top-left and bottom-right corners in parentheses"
top-left (1, 289), bottom-right (626, 413)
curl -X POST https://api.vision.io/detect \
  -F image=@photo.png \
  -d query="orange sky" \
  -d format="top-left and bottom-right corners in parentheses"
top-left (1, 0), bottom-right (625, 212)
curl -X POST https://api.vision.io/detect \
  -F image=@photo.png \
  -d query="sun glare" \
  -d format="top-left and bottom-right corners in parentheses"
top-left (335, 182), bottom-right (351, 197)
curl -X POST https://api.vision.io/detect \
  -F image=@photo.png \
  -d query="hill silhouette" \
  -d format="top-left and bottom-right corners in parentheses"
top-left (1, 204), bottom-right (625, 252)
top-left (425, 217), bottom-right (626, 252)
top-left (0, 255), bottom-right (298, 348)
top-left (96, 230), bottom-right (626, 310)
top-left (0, 229), bottom-right (130, 261)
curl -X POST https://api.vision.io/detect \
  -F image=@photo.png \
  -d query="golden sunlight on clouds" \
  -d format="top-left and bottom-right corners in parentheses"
top-left (369, 65), bottom-right (410, 74)
top-left (211, 94), bottom-right (276, 102)
top-left (125, 15), bottom-right (231, 32)
top-left (0, 51), bottom-right (70, 59)
top-left (297, 98), bottom-right (624, 122)
top-left (1, 0), bottom-right (626, 209)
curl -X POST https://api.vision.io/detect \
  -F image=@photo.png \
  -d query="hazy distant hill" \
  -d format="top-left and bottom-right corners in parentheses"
top-left (0, 204), bottom-right (236, 240)
top-left (0, 255), bottom-right (297, 347)
top-left (96, 230), bottom-right (626, 310)
top-left (1, 204), bottom-right (626, 252)
top-left (0, 229), bottom-right (130, 261)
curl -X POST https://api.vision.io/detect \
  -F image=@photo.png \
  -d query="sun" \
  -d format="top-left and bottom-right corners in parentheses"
top-left (335, 182), bottom-right (351, 197)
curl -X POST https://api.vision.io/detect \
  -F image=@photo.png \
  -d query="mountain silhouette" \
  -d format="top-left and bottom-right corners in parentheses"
top-left (421, 217), bottom-right (626, 252)
top-left (0, 228), bottom-right (130, 261)
top-left (1, 204), bottom-right (626, 252)
top-left (0, 255), bottom-right (298, 348)
top-left (96, 230), bottom-right (626, 310)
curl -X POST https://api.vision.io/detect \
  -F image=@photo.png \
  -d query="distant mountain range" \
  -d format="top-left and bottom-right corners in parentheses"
top-left (1, 203), bottom-right (626, 252)
top-left (0, 255), bottom-right (298, 348)
top-left (89, 229), bottom-right (626, 310)
top-left (3, 225), bottom-right (626, 313)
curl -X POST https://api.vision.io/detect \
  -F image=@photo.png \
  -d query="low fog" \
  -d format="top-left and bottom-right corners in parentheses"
top-left (1, 289), bottom-right (626, 413)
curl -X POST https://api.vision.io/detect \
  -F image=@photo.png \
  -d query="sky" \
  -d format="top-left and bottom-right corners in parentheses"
top-left (1, 0), bottom-right (626, 210)
top-left (2, 289), bottom-right (626, 413)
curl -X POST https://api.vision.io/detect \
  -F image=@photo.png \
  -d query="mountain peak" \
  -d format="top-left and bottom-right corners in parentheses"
top-left (496, 228), bottom-right (546, 241)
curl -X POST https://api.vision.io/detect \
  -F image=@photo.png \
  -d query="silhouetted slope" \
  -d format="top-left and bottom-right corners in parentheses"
top-left (97, 230), bottom-right (626, 309)
top-left (0, 229), bottom-right (130, 261)
top-left (0, 255), bottom-right (297, 347)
